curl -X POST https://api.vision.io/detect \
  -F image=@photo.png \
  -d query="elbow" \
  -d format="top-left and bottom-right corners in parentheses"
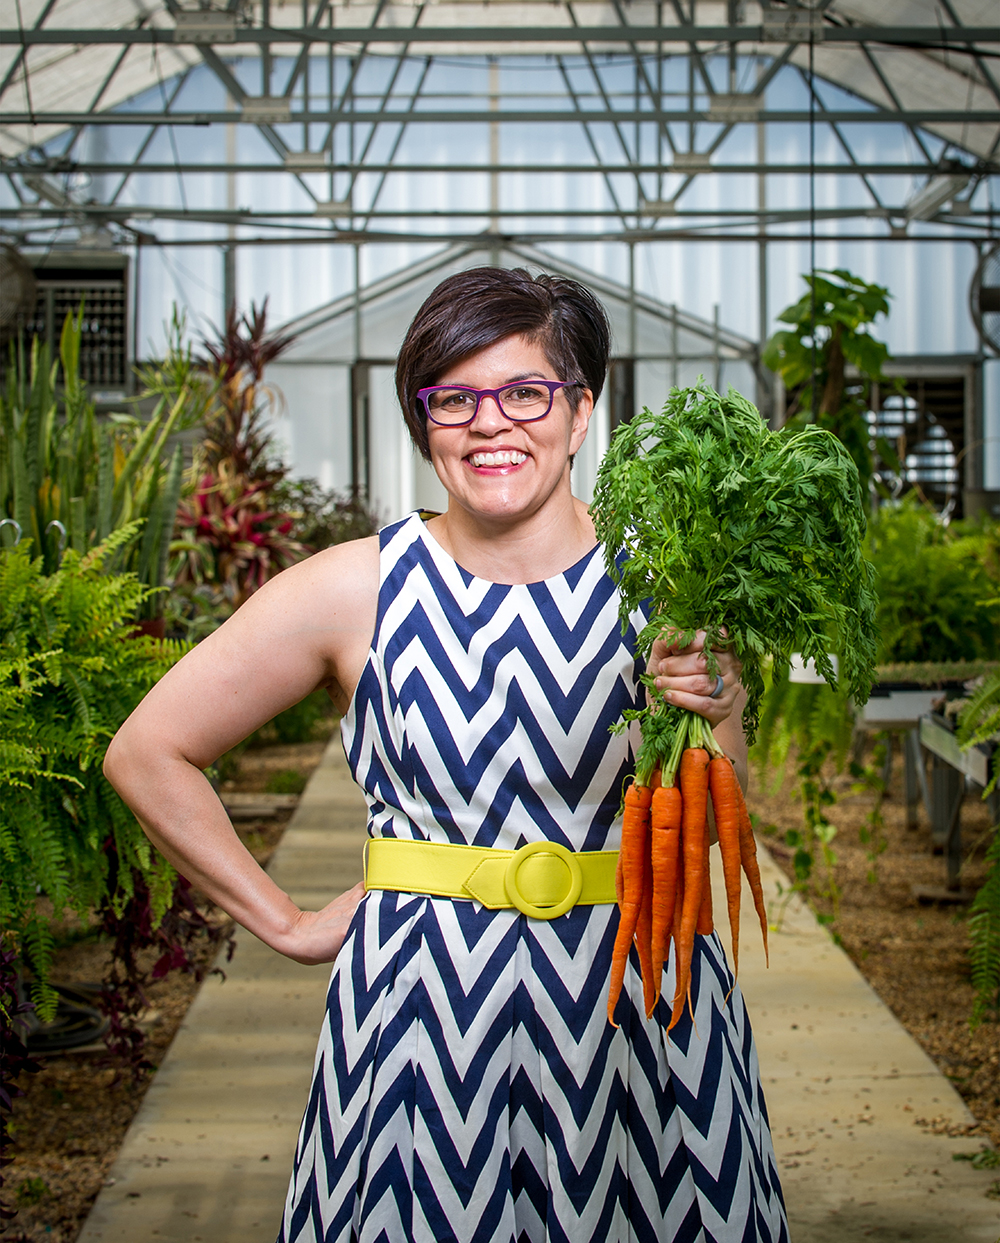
top-left (103, 731), bottom-right (125, 791)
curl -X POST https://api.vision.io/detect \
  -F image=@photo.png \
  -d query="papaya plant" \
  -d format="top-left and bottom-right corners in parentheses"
top-left (763, 268), bottom-right (902, 501)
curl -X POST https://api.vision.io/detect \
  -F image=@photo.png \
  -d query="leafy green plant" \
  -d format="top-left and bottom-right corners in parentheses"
top-left (867, 499), bottom-right (1000, 662)
top-left (266, 769), bottom-right (307, 795)
top-left (272, 476), bottom-right (378, 550)
top-left (0, 532), bottom-right (184, 1017)
top-left (957, 666), bottom-right (1000, 1028)
top-left (752, 668), bottom-right (857, 919)
top-left (1, 307), bottom-right (211, 618)
top-left (15, 1177), bottom-right (49, 1206)
top-left (763, 268), bottom-right (902, 501)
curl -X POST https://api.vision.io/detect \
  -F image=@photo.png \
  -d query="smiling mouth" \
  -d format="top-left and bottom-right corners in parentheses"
top-left (468, 450), bottom-right (528, 468)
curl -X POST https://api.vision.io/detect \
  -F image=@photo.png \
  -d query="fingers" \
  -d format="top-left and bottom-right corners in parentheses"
top-left (285, 881), bottom-right (367, 965)
top-left (647, 631), bottom-right (743, 725)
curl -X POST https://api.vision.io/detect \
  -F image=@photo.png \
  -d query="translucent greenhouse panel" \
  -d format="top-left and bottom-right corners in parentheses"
top-left (267, 363), bottom-right (351, 493)
top-left (368, 364), bottom-right (409, 525)
top-left (572, 396), bottom-right (610, 507)
top-left (413, 452), bottom-right (449, 517)
top-left (986, 359), bottom-right (1000, 492)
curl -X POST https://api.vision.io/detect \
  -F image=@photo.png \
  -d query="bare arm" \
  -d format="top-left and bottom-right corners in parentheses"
top-left (103, 537), bottom-right (379, 964)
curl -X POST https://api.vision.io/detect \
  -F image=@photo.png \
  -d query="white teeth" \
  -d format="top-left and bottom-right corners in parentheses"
top-left (470, 450), bottom-right (527, 468)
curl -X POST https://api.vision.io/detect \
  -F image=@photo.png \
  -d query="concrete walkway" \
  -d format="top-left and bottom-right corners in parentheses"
top-left (80, 737), bottom-right (999, 1242)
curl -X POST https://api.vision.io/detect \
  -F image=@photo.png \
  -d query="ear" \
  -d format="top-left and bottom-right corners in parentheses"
top-left (568, 389), bottom-right (594, 457)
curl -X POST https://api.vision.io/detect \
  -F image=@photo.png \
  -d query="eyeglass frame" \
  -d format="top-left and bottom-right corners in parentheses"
top-left (416, 379), bottom-right (583, 427)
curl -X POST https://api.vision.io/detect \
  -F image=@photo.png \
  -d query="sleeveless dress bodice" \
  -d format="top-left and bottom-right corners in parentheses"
top-left (279, 513), bottom-right (788, 1243)
top-left (342, 512), bottom-right (644, 854)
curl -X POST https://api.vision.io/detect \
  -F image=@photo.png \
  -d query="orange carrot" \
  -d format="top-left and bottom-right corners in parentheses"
top-left (649, 784), bottom-right (682, 1013)
top-left (696, 825), bottom-right (713, 936)
top-left (668, 747), bottom-right (710, 1032)
top-left (635, 829), bottom-right (656, 1018)
top-left (709, 756), bottom-right (743, 977)
top-left (607, 782), bottom-right (652, 1026)
top-left (737, 784), bottom-right (769, 968)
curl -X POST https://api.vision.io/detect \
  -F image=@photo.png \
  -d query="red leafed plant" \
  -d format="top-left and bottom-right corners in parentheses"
top-left (171, 301), bottom-right (308, 608)
top-left (173, 473), bottom-right (308, 608)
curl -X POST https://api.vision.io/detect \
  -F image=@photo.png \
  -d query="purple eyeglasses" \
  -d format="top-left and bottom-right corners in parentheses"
top-left (416, 380), bottom-right (580, 427)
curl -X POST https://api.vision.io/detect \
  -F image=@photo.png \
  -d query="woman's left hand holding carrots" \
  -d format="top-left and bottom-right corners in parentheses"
top-left (648, 631), bottom-right (748, 791)
top-left (649, 630), bottom-right (742, 724)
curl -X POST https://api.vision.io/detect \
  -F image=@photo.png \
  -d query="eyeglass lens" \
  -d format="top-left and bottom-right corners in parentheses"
top-left (424, 383), bottom-right (556, 425)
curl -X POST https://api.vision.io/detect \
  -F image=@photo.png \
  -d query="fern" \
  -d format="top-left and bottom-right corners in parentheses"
top-left (956, 665), bottom-right (1000, 1026)
top-left (23, 916), bottom-right (58, 1022)
top-left (968, 830), bottom-right (1000, 1029)
top-left (0, 539), bottom-right (188, 1001)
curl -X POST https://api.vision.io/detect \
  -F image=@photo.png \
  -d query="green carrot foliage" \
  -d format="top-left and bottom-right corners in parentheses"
top-left (592, 381), bottom-right (879, 766)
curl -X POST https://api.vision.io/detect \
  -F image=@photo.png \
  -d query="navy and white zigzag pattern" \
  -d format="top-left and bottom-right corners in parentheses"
top-left (279, 513), bottom-right (787, 1243)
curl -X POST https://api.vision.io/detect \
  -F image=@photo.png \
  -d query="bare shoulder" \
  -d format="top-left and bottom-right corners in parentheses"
top-left (273, 534), bottom-right (380, 610)
top-left (231, 534), bottom-right (378, 616)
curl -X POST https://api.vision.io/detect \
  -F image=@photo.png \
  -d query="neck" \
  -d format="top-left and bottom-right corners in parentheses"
top-left (426, 495), bottom-right (596, 585)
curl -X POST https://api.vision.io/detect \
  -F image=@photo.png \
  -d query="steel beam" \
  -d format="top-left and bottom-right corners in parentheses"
top-left (1, 26), bottom-right (996, 47)
top-left (2, 108), bottom-right (995, 126)
top-left (6, 204), bottom-right (992, 225)
top-left (2, 226), bottom-right (988, 247)
top-left (8, 161), bottom-right (987, 177)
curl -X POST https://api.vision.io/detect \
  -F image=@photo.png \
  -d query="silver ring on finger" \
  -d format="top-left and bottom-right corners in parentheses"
top-left (709, 674), bottom-right (725, 700)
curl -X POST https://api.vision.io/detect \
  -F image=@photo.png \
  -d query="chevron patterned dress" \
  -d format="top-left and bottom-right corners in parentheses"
top-left (279, 513), bottom-right (788, 1243)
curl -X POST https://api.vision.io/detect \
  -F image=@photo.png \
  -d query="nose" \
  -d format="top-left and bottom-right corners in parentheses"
top-left (471, 392), bottom-right (514, 430)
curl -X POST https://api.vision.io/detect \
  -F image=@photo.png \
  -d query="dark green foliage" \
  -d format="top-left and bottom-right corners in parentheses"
top-left (966, 828), bottom-right (1000, 1029)
top-left (267, 689), bottom-right (334, 745)
top-left (266, 769), bottom-right (308, 795)
top-left (752, 667), bottom-right (857, 915)
top-left (762, 269), bottom-right (902, 501)
top-left (1, 309), bottom-right (209, 615)
top-left (592, 381), bottom-right (879, 755)
top-left (957, 666), bottom-right (1000, 1027)
top-left (0, 535), bottom-right (186, 1018)
top-left (271, 476), bottom-right (379, 550)
top-left (867, 500), bottom-right (1000, 663)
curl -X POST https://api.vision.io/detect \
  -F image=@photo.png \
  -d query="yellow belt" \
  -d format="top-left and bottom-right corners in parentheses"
top-left (364, 837), bottom-right (619, 921)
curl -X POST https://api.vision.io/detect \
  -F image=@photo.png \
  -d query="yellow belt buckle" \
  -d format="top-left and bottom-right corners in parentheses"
top-left (503, 840), bottom-right (583, 920)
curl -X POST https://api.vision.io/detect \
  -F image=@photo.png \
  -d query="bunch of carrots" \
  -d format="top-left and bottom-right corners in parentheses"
top-left (607, 711), bottom-right (768, 1030)
top-left (593, 382), bottom-right (879, 1030)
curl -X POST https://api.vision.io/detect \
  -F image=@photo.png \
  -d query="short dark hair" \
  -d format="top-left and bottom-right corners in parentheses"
top-left (395, 266), bottom-right (611, 460)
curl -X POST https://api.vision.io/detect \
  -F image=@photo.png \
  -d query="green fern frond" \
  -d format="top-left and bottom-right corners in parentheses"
top-left (957, 668), bottom-right (1000, 795)
top-left (969, 828), bottom-right (1000, 1028)
top-left (23, 916), bottom-right (58, 1020)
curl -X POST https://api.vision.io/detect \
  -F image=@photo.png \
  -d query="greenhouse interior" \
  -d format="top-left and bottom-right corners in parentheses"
top-left (2, 2), bottom-right (1000, 1241)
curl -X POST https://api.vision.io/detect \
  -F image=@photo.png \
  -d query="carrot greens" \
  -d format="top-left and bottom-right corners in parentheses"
top-left (592, 380), bottom-right (879, 755)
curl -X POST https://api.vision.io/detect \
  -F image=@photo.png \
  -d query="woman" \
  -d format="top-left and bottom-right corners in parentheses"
top-left (105, 267), bottom-right (787, 1243)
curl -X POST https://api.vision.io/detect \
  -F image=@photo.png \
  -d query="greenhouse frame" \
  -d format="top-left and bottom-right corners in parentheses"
top-left (1, 0), bottom-right (998, 516)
